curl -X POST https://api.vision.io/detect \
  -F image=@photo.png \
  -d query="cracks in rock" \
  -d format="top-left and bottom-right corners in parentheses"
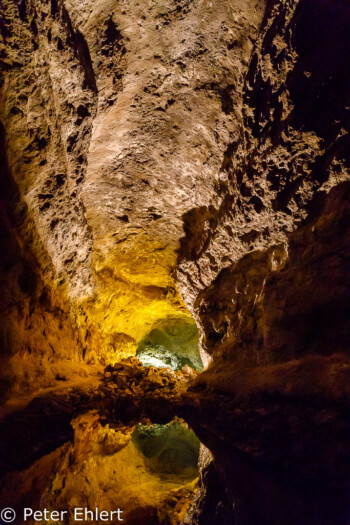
top-left (18, 0), bottom-right (27, 22)
top-left (50, 0), bottom-right (58, 18)
top-left (61, 6), bottom-right (97, 94)
top-left (73, 28), bottom-right (97, 93)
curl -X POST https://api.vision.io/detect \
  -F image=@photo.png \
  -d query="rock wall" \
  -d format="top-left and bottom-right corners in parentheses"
top-left (175, 2), bottom-right (350, 522)
top-left (178, 0), bottom-right (350, 370)
top-left (0, 0), bottom-right (264, 394)
top-left (0, 121), bottom-right (82, 398)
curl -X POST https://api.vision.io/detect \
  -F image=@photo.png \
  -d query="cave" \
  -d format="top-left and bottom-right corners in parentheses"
top-left (132, 422), bottom-right (200, 478)
top-left (1, 0), bottom-right (350, 524)
top-left (136, 317), bottom-right (203, 371)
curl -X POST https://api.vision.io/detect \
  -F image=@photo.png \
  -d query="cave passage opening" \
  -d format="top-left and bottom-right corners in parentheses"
top-left (131, 318), bottom-right (203, 521)
top-left (136, 316), bottom-right (204, 371)
top-left (132, 420), bottom-right (200, 481)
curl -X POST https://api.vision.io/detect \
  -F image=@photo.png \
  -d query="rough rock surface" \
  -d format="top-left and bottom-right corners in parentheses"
top-left (178, 0), bottom-right (350, 369)
top-left (0, 0), bottom-right (263, 393)
top-left (175, 1), bottom-right (350, 522)
top-left (0, 121), bottom-right (85, 398)
top-left (1, 0), bottom-right (350, 524)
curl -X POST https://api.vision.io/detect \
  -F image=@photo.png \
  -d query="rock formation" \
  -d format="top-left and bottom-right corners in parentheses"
top-left (0, 0), bottom-right (350, 524)
top-left (0, 0), bottom-right (263, 393)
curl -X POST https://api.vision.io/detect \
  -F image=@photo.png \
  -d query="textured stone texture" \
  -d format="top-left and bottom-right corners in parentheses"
top-left (0, 0), bottom-right (263, 393)
top-left (0, 121), bottom-right (84, 398)
top-left (178, 0), bottom-right (350, 370)
top-left (136, 316), bottom-right (203, 371)
top-left (176, 1), bottom-right (350, 522)
top-left (1, 0), bottom-right (350, 524)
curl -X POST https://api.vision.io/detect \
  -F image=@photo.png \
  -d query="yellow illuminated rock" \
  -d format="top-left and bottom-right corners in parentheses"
top-left (0, 411), bottom-right (199, 525)
top-left (0, 0), bottom-right (262, 392)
